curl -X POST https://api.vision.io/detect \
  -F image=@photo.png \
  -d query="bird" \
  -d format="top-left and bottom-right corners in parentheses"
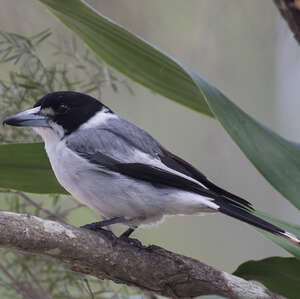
top-left (3, 91), bottom-right (300, 245)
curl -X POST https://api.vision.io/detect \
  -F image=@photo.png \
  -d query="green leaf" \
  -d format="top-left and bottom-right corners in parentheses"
top-left (38, 0), bottom-right (213, 117)
top-left (191, 79), bottom-right (300, 210)
top-left (234, 257), bottom-right (300, 299)
top-left (36, 0), bottom-right (300, 210)
top-left (0, 143), bottom-right (66, 194)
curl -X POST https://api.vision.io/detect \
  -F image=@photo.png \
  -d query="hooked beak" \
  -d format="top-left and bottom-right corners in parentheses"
top-left (2, 107), bottom-right (50, 128)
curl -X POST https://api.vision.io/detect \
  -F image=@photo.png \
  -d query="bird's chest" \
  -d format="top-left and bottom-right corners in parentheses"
top-left (45, 140), bottom-right (85, 194)
top-left (44, 139), bottom-right (125, 217)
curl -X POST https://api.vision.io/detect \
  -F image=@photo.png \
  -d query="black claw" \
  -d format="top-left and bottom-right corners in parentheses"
top-left (119, 236), bottom-right (143, 248)
top-left (80, 222), bottom-right (104, 232)
top-left (111, 235), bottom-right (119, 247)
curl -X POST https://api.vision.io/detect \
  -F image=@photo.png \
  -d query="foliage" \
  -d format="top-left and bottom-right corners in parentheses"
top-left (234, 257), bottom-right (300, 299)
top-left (0, 29), bottom-right (132, 143)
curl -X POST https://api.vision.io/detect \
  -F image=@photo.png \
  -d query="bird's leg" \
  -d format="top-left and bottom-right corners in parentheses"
top-left (119, 227), bottom-right (135, 238)
top-left (119, 227), bottom-right (143, 248)
top-left (80, 217), bottom-right (126, 240)
top-left (80, 216), bottom-right (126, 231)
top-left (80, 217), bottom-right (126, 243)
top-left (81, 218), bottom-right (143, 247)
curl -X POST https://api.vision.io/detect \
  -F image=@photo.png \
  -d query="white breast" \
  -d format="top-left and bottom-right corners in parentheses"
top-left (35, 127), bottom-right (93, 206)
top-left (37, 128), bottom-right (121, 217)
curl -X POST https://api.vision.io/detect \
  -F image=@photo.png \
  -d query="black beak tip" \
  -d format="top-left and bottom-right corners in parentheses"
top-left (2, 117), bottom-right (12, 126)
top-left (2, 116), bottom-right (20, 127)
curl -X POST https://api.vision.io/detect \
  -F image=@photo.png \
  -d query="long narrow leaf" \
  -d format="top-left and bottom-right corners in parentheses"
top-left (38, 0), bottom-right (213, 117)
top-left (0, 143), bottom-right (66, 194)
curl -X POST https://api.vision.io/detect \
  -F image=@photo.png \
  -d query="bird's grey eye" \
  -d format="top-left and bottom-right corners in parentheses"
top-left (56, 104), bottom-right (69, 114)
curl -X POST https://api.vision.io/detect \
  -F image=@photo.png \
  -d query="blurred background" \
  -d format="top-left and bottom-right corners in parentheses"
top-left (0, 0), bottom-right (299, 274)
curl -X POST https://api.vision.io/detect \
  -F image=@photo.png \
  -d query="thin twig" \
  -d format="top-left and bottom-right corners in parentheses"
top-left (0, 189), bottom-right (66, 224)
top-left (0, 262), bottom-right (45, 299)
top-left (83, 278), bottom-right (95, 299)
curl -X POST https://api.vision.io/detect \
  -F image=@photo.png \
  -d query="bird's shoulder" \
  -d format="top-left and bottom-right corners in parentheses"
top-left (65, 116), bottom-right (163, 159)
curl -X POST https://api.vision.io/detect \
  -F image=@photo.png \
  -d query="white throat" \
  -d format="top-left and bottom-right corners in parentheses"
top-left (33, 121), bottom-right (65, 148)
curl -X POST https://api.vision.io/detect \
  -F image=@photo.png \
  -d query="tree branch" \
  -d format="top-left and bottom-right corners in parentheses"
top-left (274, 0), bottom-right (300, 45)
top-left (0, 211), bottom-right (284, 299)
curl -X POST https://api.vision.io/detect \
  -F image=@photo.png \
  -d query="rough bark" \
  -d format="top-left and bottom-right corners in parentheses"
top-left (0, 211), bottom-right (284, 299)
top-left (274, 0), bottom-right (300, 44)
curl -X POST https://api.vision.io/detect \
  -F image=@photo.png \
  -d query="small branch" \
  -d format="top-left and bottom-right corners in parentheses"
top-left (0, 262), bottom-right (46, 299)
top-left (0, 212), bottom-right (284, 299)
top-left (273, 0), bottom-right (300, 45)
top-left (0, 189), bottom-right (66, 223)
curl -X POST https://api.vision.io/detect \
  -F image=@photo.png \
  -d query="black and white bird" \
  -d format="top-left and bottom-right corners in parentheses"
top-left (3, 91), bottom-right (300, 245)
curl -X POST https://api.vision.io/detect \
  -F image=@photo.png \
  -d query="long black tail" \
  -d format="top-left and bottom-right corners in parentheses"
top-left (215, 198), bottom-right (300, 245)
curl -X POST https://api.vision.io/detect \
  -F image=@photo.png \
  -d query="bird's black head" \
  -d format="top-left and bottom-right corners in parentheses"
top-left (3, 91), bottom-right (112, 137)
top-left (34, 91), bottom-right (110, 134)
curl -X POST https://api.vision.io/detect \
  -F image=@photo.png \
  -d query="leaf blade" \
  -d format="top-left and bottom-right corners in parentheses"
top-left (39, 0), bottom-right (213, 117)
top-left (0, 143), bottom-right (66, 194)
top-left (234, 257), bottom-right (300, 299)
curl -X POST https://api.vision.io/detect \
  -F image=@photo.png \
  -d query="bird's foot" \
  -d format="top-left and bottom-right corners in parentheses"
top-left (80, 220), bottom-right (143, 248)
top-left (119, 235), bottom-right (144, 248)
top-left (80, 222), bottom-right (118, 245)
top-left (80, 222), bottom-right (105, 232)
top-left (118, 227), bottom-right (143, 247)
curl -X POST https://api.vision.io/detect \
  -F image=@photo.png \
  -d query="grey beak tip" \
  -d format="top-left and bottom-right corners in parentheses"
top-left (1, 108), bottom-right (49, 128)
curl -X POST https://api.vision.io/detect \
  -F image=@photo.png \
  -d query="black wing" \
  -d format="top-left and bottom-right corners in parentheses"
top-left (77, 151), bottom-right (224, 201)
top-left (159, 149), bottom-right (253, 209)
top-left (78, 152), bottom-right (253, 210)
